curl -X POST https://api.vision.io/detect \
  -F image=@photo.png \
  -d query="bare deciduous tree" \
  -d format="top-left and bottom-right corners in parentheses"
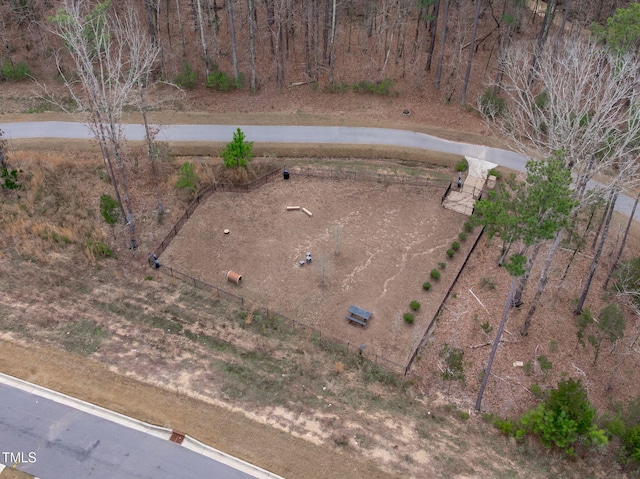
top-left (460, 0), bottom-right (481, 105)
top-left (227, 0), bottom-right (239, 81)
top-left (482, 36), bottom-right (640, 328)
top-left (434, 0), bottom-right (449, 90)
top-left (247, 0), bottom-right (257, 90)
top-left (48, 0), bottom-right (159, 249)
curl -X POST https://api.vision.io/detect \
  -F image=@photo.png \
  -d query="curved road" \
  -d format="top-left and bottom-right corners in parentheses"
top-left (2, 121), bottom-right (638, 220)
top-left (0, 382), bottom-right (259, 479)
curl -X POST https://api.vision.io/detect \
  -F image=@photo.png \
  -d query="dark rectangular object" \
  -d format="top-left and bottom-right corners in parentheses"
top-left (170, 430), bottom-right (185, 444)
top-left (346, 305), bottom-right (372, 327)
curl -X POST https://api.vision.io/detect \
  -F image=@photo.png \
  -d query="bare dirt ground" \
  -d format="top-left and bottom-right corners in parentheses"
top-left (161, 176), bottom-right (468, 368)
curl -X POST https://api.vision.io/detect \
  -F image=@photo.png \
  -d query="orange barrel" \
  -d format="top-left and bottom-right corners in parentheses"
top-left (227, 270), bottom-right (242, 285)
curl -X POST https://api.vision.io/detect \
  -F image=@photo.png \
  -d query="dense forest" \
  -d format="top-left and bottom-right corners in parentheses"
top-left (0, 0), bottom-right (635, 101)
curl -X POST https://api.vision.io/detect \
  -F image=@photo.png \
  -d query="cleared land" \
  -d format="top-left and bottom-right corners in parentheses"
top-left (161, 175), bottom-right (469, 367)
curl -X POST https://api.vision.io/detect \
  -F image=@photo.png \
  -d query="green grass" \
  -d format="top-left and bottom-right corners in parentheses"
top-left (61, 319), bottom-right (108, 355)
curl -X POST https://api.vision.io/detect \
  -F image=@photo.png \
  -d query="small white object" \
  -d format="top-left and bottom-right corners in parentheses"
top-left (302, 207), bottom-right (313, 217)
top-left (224, 229), bottom-right (230, 234)
top-left (513, 361), bottom-right (524, 367)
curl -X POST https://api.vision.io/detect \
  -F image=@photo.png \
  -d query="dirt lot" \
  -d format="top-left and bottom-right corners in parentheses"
top-left (161, 175), bottom-right (469, 368)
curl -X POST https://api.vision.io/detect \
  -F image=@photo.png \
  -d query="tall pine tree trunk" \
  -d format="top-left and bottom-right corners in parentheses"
top-left (328, 0), bottom-right (337, 84)
top-left (227, 0), bottom-right (239, 81)
top-left (575, 191), bottom-right (618, 315)
top-left (522, 229), bottom-right (564, 335)
top-left (476, 275), bottom-right (518, 411)
top-left (144, 0), bottom-right (159, 51)
top-left (248, 0), bottom-right (257, 90)
top-left (513, 242), bottom-right (541, 309)
top-left (603, 192), bottom-right (640, 290)
top-left (461, 0), bottom-right (481, 105)
top-left (322, 0), bottom-right (330, 63)
top-left (435, 0), bottom-right (449, 90)
top-left (425, 0), bottom-right (440, 72)
top-left (591, 193), bottom-right (612, 251)
top-left (176, 0), bottom-right (187, 59)
top-left (528, 0), bottom-right (556, 84)
top-left (303, 0), bottom-right (311, 78)
top-left (552, 0), bottom-right (571, 58)
top-left (195, 0), bottom-right (210, 78)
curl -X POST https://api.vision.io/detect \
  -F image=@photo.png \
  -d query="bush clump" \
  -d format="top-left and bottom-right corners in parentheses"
top-left (451, 241), bottom-right (460, 251)
top-left (0, 61), bottom-right (31, 82)
top-left (175, 161), bottom-right (198, 195)
top-left (352, 78), bottom-right (397, 96)
top-left (207, 70), bottom-right (244, 91)
top-left (458, 232), bottom-right (468, 241)
top-left (173, 62), bottom-right (197, 90)
top-left (494, 379), bottom-right (608, 456)
top-left (446, 249), bottom-right (455, 258)
top-left (422, 281), bottom-right (432, 291)
top-left (455, 159), bottom-right (469, 172)
top-left (403, 313), bottom-right (415, 324)
top-left (410, 300), bottom-right (421, 311)
top-left (430, 269), bottom-right (441, 280)
top-left (488, 167), bottom-right (503, 179)
top-left (324, 82), bottom-right (350, 93)
top-left (464, 221), bottom-right (474, 233)
top-left (87, 240), bottom-right (112, 258)
top-left (479, 89), bottom-right (506, 118)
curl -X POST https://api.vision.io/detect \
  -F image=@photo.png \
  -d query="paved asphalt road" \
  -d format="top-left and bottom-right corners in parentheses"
top-left (0, 383), bottom-right (255, 479)
top-left (2, 121), bottom-right (638, 220)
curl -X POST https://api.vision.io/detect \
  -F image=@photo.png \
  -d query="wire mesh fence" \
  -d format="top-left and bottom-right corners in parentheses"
top-left (154, 264), bottom-right (245, 306)
top-left (148, 165), bottom-right (452, 376)
top-left (289, 166), bottom-right (450, 188)
top-left (152, 264), bottom-right (407, 374)
top-left (403, 226), bottom-right (486, 375)
top-left (254, 308), bottom-right (407, 374)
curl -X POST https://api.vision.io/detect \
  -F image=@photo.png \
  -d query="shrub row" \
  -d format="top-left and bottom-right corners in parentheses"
top-left (1, 61), bottom-right (30, 82)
